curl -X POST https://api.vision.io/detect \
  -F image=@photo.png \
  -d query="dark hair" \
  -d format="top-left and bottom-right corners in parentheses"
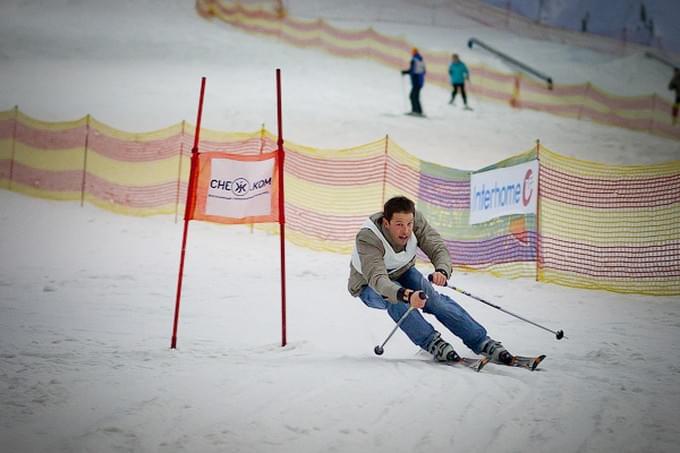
top-left (383, 196), bottom-right (415, 221)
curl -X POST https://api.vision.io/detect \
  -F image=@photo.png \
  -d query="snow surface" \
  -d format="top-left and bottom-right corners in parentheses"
top-left (1, 1), bottom-right (680, 452)
top-left (2, 189), bottom-right (680, 453)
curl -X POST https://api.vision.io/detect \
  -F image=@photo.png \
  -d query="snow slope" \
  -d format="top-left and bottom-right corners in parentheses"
top-left (1, 1), bottom-right (680, 452)
top-left (1, 190), bottom-right (680, 453)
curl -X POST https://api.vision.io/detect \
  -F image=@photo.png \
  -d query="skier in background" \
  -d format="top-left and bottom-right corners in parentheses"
top-left (449, 53), bottom-right (471, 110)
top-left (669, 68), bottom-right (680, 125)
top-left (580, 11), bottom-right (590, 32)
top-left (401, 48), bottom-right (426, 116)
top-left (347, 195), bottom-right (514, 364)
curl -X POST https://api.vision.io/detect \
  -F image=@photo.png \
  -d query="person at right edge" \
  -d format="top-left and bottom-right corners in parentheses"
top-left (669, 67), bottom-right (680, 125)
top-left (348, 195), bottom-right (515, 364)
top-left (401, 48), bottom-right (426, 116)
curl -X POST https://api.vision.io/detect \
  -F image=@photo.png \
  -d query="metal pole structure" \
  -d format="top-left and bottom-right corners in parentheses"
top-left (276, 68), bottom-right (288, 347)
top-left (171, 76), bottom-right (206, 350)
top-left (8, 106), bottom-right (18, 190)
top-left (535, 139), bottom-right (542, 282)
top-left (468, 38), bottom-right (553, 89)
top-left (400, 75), bottom-right (408, 112)
top-left (80, 114), bottom-right (90, 207)
top-left (577, 83), bottom-right (590, 120)
top-left (643, 51), bottom-right (678, 70)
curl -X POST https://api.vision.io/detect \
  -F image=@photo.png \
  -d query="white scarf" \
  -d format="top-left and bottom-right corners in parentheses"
top-left (351, 218), bottom-right (417, 275)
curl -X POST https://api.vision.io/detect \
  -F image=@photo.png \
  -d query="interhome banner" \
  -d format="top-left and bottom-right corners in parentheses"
top-left (188, 151), bottom-right (280, 224)
top-left (469, 160), bottom-right (539, 224)
top-left (2, 107), bottom-right (678, 296)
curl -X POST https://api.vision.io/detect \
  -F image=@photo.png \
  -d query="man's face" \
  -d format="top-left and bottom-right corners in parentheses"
top-left (383, 211), bottom-right (414, 248)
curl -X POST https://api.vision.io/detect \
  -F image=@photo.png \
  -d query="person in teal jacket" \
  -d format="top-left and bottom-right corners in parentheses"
top-left (448, 53), bottom-right (470, 109)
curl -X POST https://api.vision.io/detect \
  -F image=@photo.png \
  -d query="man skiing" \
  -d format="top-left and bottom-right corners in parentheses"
top-left (401, 48), bottom-right (426, 116)
top-left (348, 195), bottom-right (513, 364)
top-left (448, 53), bottom-right (471, 109)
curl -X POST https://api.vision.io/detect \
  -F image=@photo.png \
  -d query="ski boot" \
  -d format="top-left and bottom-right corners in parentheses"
top-left (481, 339), bottom-right (513, 365)
top-left (427, 332), bottom-right (460, 362)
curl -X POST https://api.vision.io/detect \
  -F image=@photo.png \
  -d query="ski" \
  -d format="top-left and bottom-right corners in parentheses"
top-left (447, 103), bottom-right (473, 111)
top-left (442, 356), bottom-right (490, 372)
top-left (490, 354), bottom-right (546, 371)
top-left (404, 111), bottom-right (427, 118)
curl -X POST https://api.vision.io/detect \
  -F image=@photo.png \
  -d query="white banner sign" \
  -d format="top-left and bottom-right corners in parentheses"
top-left (469, 160), bottom-right (539, 224)
top-left (205, 156), bottom-right (275, 219)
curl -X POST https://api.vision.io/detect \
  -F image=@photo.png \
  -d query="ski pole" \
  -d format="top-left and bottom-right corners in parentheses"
top-left (400, 74), bottom-right (408, 112)
top-left (374, 292), bottom-right (426, 355)
top-left (429, 275), bottom-right (565, 340)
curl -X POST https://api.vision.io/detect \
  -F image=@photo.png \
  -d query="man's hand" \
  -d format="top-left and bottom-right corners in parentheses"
top-left (409, 290), bottom-right (427, 309)
top-left (429, 271), bottom-right (448, 286)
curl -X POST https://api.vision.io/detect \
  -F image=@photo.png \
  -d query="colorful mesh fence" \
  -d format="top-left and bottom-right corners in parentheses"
top-left (275, 137), bottom-right (385, 252)
top-left (196, 0), bottom-right (680, 142)
top-left (1, 108), bottom-right (679, 295)
top-left (538, 147), bottom-right (680, 296)
top-left (0, 109), bottom-right (283, 218)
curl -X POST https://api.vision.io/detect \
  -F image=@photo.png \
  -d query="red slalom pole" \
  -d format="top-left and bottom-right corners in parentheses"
top-left (171, 76), bottom-right (206, 349)
top-left (276, 68), bottom-right (288, 347)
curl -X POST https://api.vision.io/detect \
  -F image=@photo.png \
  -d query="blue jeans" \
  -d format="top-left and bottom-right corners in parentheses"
top-left (359, 267), bottom-right (488, 353)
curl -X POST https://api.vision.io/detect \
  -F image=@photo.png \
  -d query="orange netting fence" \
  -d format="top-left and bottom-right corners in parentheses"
top-left (1, 107), bottom-right (678, 295)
